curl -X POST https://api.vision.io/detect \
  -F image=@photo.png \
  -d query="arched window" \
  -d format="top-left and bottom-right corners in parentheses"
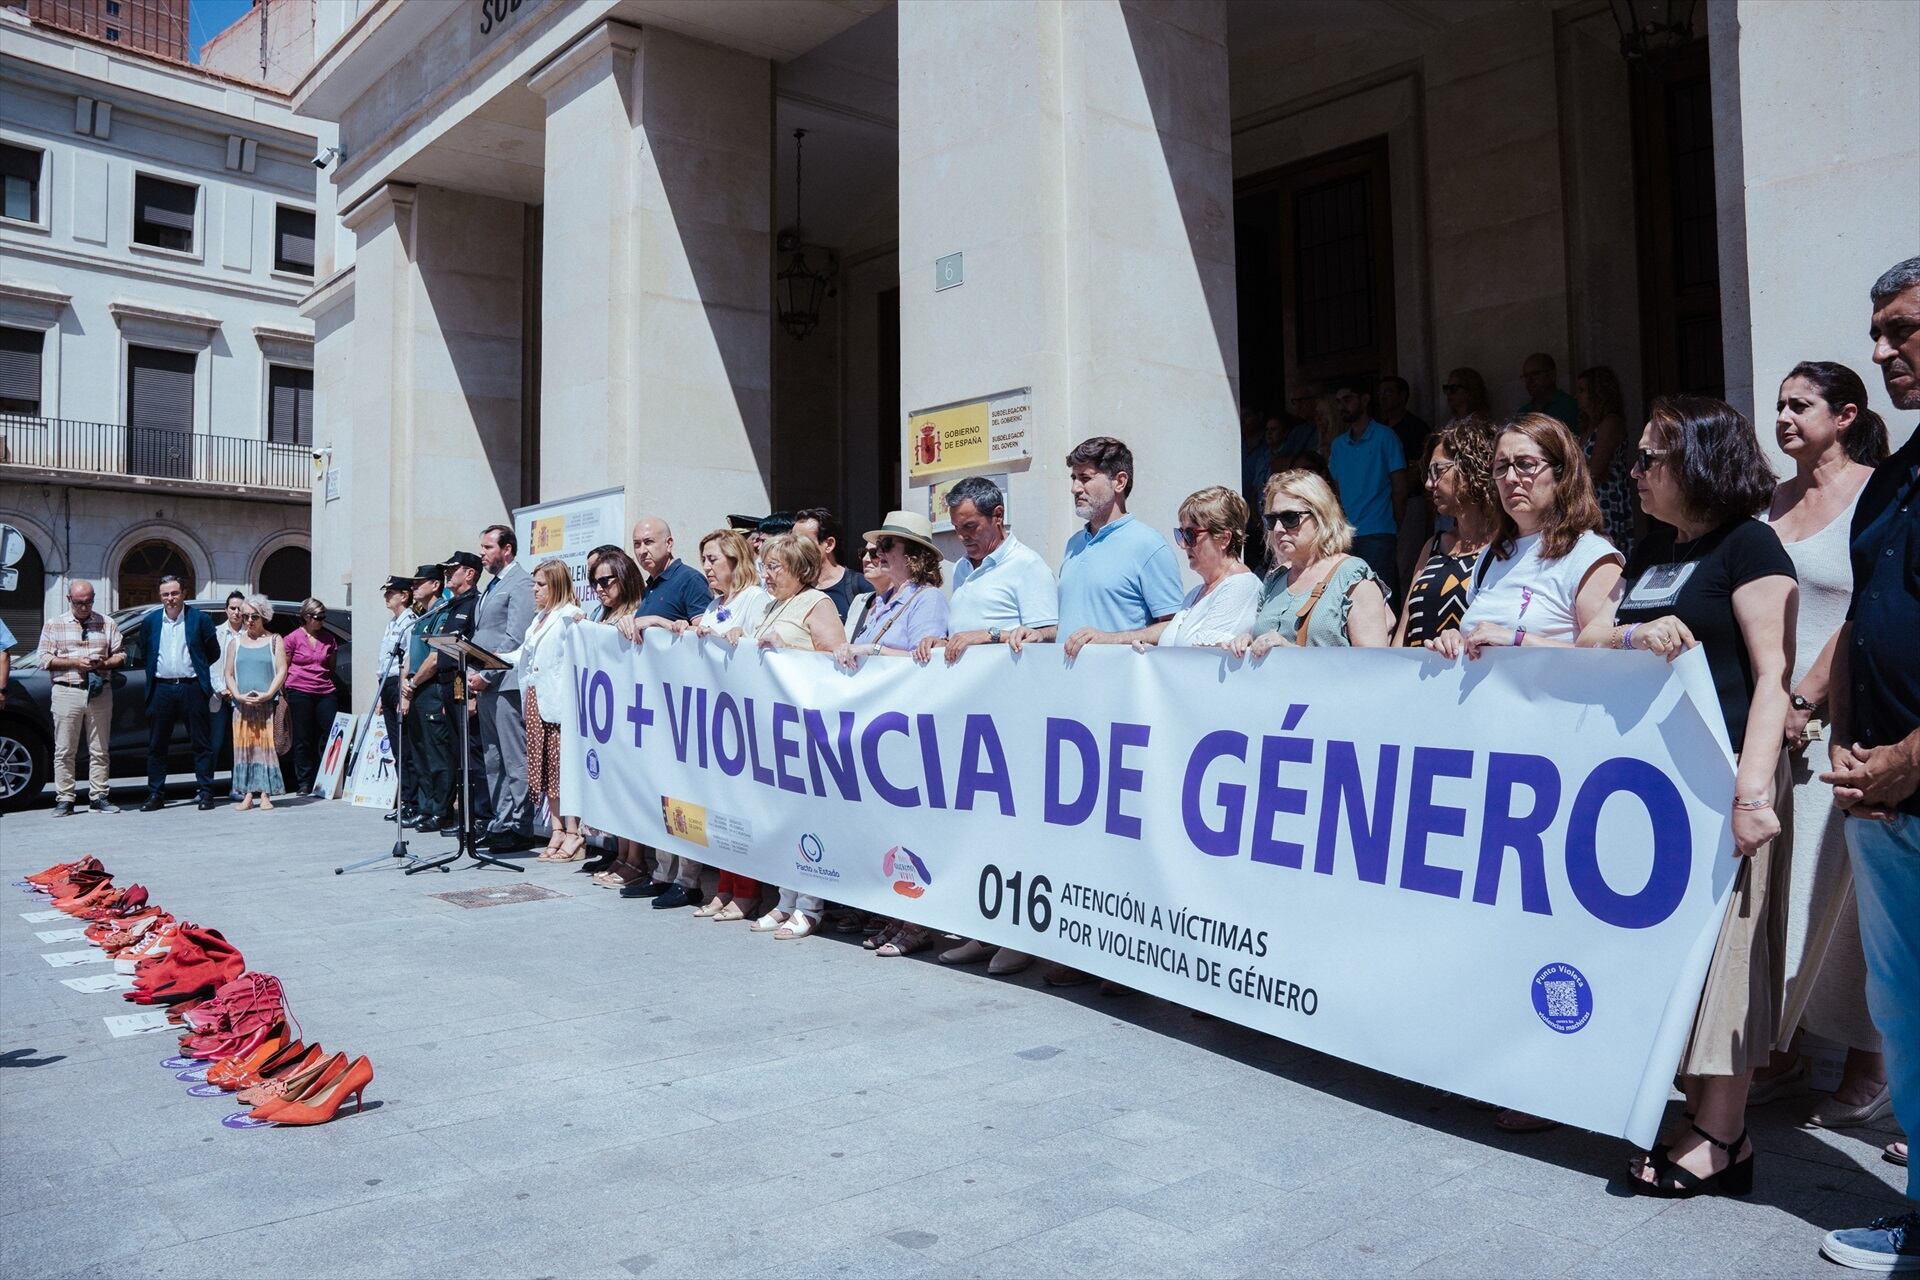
top-left (118, 539), bottom-right (194, 607)
top-left (0, 532), bottom-right (46, 646)
top-left (258, 545), bottom-right (310, 602)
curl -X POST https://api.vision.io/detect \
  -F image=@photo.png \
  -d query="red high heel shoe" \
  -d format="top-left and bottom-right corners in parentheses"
top-left (247, 1052), bottom-right (348, 1116)
top-left (221, 1040), bottom-right (312, 1092)
top-left (27, 857), bottom-right (95, 887)
top-left (209, 1034), bottom-right (293, 1087)
top-left (254, 1056), bottom-right (374, 1126)
top-left (234, 1045), bottom-right (328, 1105)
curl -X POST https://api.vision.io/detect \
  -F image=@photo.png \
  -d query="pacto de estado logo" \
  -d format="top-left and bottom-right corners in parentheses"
top-left (883, 846), bottom-right (932, 899)
top-left (795, 833), bottom-right (839, 881)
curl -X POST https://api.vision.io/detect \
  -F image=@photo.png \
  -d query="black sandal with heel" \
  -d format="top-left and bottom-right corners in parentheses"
top-left (1637, 1122), bottom-right (1754, 1198)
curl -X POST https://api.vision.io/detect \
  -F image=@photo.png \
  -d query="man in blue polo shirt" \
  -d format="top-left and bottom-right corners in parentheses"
top-left (1327, 379), bottom-right (1408, 599)
top-left (1009, 435), bottom-right (1183, 988)
top-left (1818, 256), bottom-right (1920, 1275)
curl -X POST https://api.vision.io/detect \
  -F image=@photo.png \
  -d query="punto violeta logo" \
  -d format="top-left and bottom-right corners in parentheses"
top-left (883, 846), bottom-right (932, 899)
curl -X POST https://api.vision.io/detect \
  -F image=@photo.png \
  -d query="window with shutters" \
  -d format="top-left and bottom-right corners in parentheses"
top-left (274, 206), bottom-right (316, 276)
top-left (126, 345), bottom-right (195, 479)
top-left (132, 174), bottom-right (197, 253)
top-left (0, 326), bottom-right (42, 415)
top-left (1, 142), bottom-right (42, 224)
top-left (267, 365), bottom-right (313, 447)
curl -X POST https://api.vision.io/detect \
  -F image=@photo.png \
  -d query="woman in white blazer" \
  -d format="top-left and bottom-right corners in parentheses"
top-left (503, 558), bottom-right (587, 860)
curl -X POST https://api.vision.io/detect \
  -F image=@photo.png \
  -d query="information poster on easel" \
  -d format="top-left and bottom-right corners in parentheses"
top-left (345, 713), bottom-right (397, 809)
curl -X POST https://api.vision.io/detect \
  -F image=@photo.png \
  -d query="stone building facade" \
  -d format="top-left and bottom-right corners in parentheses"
top-left (289, 0), bottom-right (1919, 695)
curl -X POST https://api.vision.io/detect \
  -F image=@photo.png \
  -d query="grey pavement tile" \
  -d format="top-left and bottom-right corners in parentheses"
top-left (1, 803), bottom-right (1898, 1279)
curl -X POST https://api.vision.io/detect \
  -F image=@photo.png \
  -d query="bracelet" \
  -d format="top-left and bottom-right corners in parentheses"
top-left (1511, 628), bottom-right (1526, 647)
top-left (1733, 795), bottom-right (1774, 811)
top-left (1620, 624), bottom-right (1637, 651)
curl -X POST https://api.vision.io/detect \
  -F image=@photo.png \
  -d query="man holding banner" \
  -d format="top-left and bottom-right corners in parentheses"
top-left (1818, 256), bottom-right (1920, 1273)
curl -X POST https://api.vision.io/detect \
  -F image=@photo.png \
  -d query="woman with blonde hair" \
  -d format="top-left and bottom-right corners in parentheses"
top-left (225, 594), bottom-right (288, 811)
top-left (671, 529), bottom-right (772, 919)
top-left (500, 558), bottom-right (586, 861)
top-left (748, 533), bottom-right (848, 939)
top-left (1229, 471), bottom-right (1393, 655)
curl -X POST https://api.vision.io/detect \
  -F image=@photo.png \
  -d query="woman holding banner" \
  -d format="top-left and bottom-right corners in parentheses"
top-left (1424, 414), bottom-right (1623, 664)
top-left (1062, 486), bottom-right (1258, 655)
top-left (1581, 395), bottom-right (1797, 1198)
top-left (586, 547), bottom-right (652, 889)
top-left (1228, 471), bottom-right (1393, 656)
top-left (749, 533), bottom-right (848, 941)
top-left (1396, 416), bottom-right (1499, 647)
top-left (673, 529), bottom-right (771, 920)
top-left (505, 559), bottom-right (586, 862)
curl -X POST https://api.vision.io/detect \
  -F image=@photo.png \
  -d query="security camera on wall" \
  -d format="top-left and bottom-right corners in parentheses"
top-left (313, 145), bottom-right (344, 170)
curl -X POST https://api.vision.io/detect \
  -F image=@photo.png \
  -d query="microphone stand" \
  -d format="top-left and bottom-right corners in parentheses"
top-left (336, 636), bottom-right (438, 874)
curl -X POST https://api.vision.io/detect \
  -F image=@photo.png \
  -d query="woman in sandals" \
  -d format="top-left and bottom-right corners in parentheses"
top-left (832, 513), bottom-right (951, 957)
top-left (747, 533), bottom-right (848, 940)
top-left (502, 558), bottom-right (586, 862)
top-left (1579, 396), bottom-right (1796, 1198)
top-left (675, 528), bottom-right (771, 921)
top-left (1228, 470), bottom-right (1394, 656)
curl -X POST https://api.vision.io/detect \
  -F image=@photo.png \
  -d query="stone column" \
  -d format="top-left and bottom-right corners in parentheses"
top-left (1712, 0), bottom-right (1920, 445)
top-left (532, 22), bottom-right (773, 537)
top-left (898, 0), bottom-right (1239, 562)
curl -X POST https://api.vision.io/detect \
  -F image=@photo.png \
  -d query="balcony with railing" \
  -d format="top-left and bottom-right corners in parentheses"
top-left (0, 415), bottom-right (312, 498)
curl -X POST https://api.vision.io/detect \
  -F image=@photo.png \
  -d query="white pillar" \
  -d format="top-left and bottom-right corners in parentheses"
top-left (899, 0), bottom-right (1240, 561)
top-left (532, 22), bottom-right (773, 537)
top-left (1712, 0), bottom-right (1920, 447)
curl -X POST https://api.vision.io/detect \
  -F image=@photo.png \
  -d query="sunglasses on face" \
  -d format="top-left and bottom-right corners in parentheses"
top-left (1633, 447), bottom-right (1671, 472)
top-left (592, 575), bottom-right (618, 590)
top-left (303, 610), bottom-right (326, 619)
top-left (1172, 526), bottom-right (1212, 547)
top-left (1263, 509), bottom-right (1311, 532)
top-left (1492, 456), bottom-right (1553, 479)
top-left (860, 545), bottom-right (882, 560)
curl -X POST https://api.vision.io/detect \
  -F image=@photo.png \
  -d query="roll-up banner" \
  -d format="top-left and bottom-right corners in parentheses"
top-left (560, 625), bottom-right (1738, 1147)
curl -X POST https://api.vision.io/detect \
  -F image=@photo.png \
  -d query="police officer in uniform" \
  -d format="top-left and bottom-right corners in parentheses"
top-left (401, 554), bottom-right (480, 834)
top-left (398, 564), bottom-right (445, 827)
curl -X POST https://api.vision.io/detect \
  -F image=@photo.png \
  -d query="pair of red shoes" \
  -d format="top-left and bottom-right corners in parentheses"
top-left (125, 924), bottom-right (245, 1005)
top-left (213, 1036), bottom-right (377, 1125)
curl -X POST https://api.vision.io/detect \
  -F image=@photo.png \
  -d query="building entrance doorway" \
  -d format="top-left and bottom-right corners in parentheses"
top-left (118, 539), bottom-right (194, 607)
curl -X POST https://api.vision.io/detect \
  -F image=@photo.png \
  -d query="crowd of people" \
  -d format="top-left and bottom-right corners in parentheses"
top-left (14, 256), bottom-right (1916, 1269)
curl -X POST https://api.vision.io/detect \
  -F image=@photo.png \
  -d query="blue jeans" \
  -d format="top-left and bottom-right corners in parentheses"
top-left (1846, 813), bottom-right (1919, 1203)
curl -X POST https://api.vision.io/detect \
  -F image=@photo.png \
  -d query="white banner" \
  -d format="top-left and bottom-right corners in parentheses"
top-left (561, 625), bottom-right (1739, 1146)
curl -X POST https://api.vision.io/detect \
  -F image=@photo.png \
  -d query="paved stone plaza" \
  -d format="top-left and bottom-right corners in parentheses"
top-left (0, 797), bottom-right (1906, 1279)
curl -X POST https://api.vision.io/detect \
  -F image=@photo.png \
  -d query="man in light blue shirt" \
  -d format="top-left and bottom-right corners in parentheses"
top-left (1327, 379), bottom-right (1408, 599)
top-left (917, 475), bottom-right (1059, 667)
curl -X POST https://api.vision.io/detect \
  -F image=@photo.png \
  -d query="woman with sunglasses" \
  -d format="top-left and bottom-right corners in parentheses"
top-left (1397, 416), bottom-right (1500, 647)
top-left (1441, 367), bottom-right (1491, 425)
top-left (1579, 396), bottom-right (1797, 1199)
top-left (281, 596), bottom-right (342, 795)
top-left (830, 514), bottom-right (952, 956)
top-left (584, 546), bottom-right (652, 888)
top-left (1062, 486), bottom-right (1257, 657)
top-left (667, 529), bottom-right (771, 920)
top-left (1424, 414), bottom-right (1623, 664)
top-left (749, 533), bottom-right (848, 940)
top-left (225, 595), bottom-right (287, 811)
top-left (1228, 471), bottom-right (1393, 656)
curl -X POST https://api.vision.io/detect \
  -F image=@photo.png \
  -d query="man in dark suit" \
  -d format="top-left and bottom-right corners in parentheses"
top-left (469, 523), bottom-right (536, 850)
top-left (139, 574), bottom-right (223, 810)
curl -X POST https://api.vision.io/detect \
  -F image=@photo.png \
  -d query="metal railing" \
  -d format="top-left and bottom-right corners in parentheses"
top-left (0, 415), bottom-right (311, 492)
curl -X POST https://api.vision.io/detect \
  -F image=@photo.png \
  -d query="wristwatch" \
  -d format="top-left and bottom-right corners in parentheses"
top-left (1790, 693), bottom-right (1817, 713)
top-left (989, 627), bottom-right (1002, 644)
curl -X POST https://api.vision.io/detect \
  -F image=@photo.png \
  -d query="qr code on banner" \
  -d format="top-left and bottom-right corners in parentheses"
top-left (1543, 980), bottom-right (1581, 1020)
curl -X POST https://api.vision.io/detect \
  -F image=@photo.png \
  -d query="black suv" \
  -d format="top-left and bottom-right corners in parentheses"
top-left (0, 601), bottom-right (353, 809)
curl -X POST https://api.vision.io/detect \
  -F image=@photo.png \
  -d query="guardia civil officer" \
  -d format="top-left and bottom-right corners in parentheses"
top-left (402, 553), bottom-right (480, 835)
top-left (398, 564), bottom-right (445, 827)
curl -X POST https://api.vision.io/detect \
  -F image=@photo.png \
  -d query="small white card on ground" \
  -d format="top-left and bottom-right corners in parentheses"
top-left (36, 928), bottom-right (90, 943)
top-left (20, 910), bottom-right (68, 923)
top-left (103, 1011), bottom-right (171, 1037)
top-left (60, 973), bottom-right (135, 993)
top-left (42, 950), bottom-right (106, 968)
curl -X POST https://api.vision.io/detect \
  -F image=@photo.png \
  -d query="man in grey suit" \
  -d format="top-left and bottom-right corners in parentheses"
top-left (469, 522), bottom-right (536, 851)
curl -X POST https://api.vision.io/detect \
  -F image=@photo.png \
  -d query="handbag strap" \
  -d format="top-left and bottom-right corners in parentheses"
top-left (1293, 557), bottom-right (1346, 646)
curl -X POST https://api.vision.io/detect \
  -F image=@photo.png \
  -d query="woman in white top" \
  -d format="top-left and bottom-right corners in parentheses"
top-left (664, 530), bottom-right (770, 920)
top-left (500, 558), bottom-right (587, 861)
top-left (1064, 486), bottom-right (1259, 655)
top-left (1752, 361), bottom-right (1890, 1124)
top-left (748, 533), bottom-right (847, 941)
top-left (1426, 413), bottom-right (1624, 662)
top-left (1424, 413), bottom-right (1623, 1136)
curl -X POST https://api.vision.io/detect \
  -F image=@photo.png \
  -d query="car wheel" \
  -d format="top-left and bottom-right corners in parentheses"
top-left (0, 723), bottom-right (50, 810)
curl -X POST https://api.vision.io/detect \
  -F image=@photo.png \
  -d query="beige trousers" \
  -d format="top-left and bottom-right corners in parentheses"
top-left (51, 684), bottom-right (112, 803)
